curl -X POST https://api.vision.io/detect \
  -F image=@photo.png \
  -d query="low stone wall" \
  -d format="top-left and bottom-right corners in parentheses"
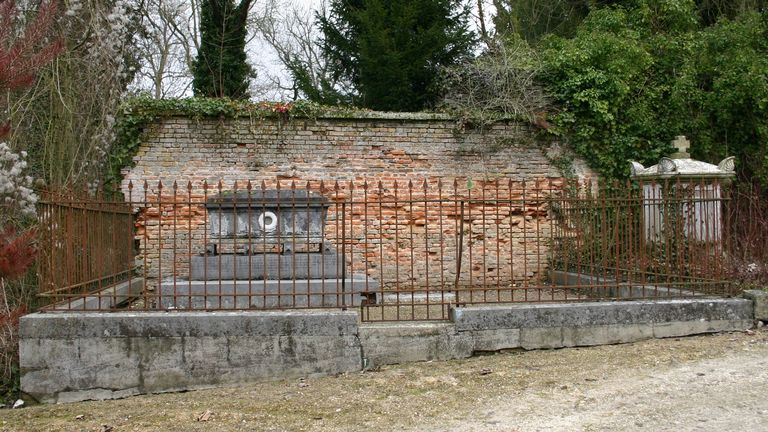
top-left (743, 290), bottom-right (768, 321)
top-left (21, 297), bottom-right (754, 403)
top-left (359, 298), bottom-right (754, 366)
top-left (20, 311), bottom-right (361, 403)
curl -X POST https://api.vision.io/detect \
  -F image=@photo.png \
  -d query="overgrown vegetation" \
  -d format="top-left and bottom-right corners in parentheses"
top-left (108, 97), bottom-right (381, 187)
top-left (532, 1), bottom-right (767, 285)
top-left (439, 36), bottom-right (550, 127)
top-left (539, 1), bottom-right (768, 183)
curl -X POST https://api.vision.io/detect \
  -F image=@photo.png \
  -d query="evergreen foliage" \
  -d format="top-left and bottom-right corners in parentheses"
top-left (192, 0), bottom-right (254, 99)
top-left (492, 0), bottom-right (592, 43)
top-left (536, 0), bottom-right (768, 182)
top-left (316, 0), bottom-right (476, 111)
top-left (492, 0), bottom-right (766, 42)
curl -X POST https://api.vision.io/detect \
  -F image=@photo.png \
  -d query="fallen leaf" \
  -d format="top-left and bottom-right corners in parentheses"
top-left (197, 409), bottom-right (213, 422)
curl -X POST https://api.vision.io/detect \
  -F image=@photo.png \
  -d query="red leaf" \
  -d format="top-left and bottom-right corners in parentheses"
top-left (0, 226), bottom-right (37, 280)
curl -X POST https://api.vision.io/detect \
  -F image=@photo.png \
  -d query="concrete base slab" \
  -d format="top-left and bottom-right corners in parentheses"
top-left (379, 292), bottom-right (457, 304)
top-left (190, 253), bottom-right (340, 280)
top-left (53, 278), bottom-right (144, 311)
top-left (549, 270), bottom-right (705, 298)
top-left (158, 278), bottom-right (375, 309)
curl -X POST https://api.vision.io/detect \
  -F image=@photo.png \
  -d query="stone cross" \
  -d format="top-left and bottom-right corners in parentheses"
top-left (672, 135), bottom-right (690, 158)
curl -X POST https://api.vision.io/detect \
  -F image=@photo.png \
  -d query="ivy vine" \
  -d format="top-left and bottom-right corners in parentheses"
top-left (106, 97), bottom-right (375, 188)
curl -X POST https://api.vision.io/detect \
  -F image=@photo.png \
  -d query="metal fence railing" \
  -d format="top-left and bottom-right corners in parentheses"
top-left (37, 189), bottom-right (135, 308)
top-left (36, 178), bottom-right (736, 320)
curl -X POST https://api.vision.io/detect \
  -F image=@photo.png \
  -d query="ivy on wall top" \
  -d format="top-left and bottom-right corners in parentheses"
top-left (107, 96), bottom-right (525, 188)
top-left (108, 97), bottom-right (371, 187)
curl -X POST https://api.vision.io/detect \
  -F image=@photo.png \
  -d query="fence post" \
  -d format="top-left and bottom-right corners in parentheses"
top-left (454, 200), bottom-right (464, 299)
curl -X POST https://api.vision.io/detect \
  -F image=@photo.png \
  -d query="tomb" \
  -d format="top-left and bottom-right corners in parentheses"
top-left (159, 190), bottom-right (375, 309)
top-left (630, 136), bottom-right (735, 242)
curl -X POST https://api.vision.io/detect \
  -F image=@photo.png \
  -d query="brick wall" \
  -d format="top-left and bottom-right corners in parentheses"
top-left (121, 114), bottom-right (580, 293)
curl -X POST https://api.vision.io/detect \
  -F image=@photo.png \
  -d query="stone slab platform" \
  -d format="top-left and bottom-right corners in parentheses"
top-left (159, 278), bottom-right (375, 309)
top-left (190, 253), bottom-right (340, 280)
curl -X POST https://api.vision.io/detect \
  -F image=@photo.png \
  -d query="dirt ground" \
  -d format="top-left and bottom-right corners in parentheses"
top-left (2, 327), bottom-right (766, 432)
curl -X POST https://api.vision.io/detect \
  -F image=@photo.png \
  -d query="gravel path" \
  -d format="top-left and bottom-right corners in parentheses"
top-left (426, 342), bottom-right (768, 432)
top-left (3, 328), bottom-right (766, 432)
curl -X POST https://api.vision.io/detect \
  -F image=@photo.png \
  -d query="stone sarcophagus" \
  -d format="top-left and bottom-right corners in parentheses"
top-left (160, 189), bottom-right (375, 309)
top-left (191, 190), bottom-right (338, 280)
top-left (206, 190), bottom-right (329, 248)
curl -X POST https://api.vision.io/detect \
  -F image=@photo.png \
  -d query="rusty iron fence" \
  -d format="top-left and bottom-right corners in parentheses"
top-left (35, 178), bottom-right (736, 320)
top-left (36, 189), bottom-right (136, 307)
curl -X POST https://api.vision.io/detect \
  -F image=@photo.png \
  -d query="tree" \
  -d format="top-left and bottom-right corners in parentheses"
top-left (134, 0), bottom-right (201, 98)
top-left (1, 0), bottom-right (60, 214)
top-left (0, 0), bottom-right (60, 404)
top-left (492, 0), bottom-right (592, 43)
top-left (0, 0), bottom-right (61, 134)
top-left (317, 0), bottom-right (476, 111)
top-left (254, 0), bottom-right (347, 103)
top-left (674, 10), bottom-right (768, 183)
top-left (192, 0), bottom-right (254, 99)
top-left (6, 0), bottom-right (143, 187)
top-left (492, 0), bottom-right (767, 43)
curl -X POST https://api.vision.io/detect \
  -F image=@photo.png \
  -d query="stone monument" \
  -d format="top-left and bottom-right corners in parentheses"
top-left (629, 136), bottom-right (735, 242)
top-left (159, 189), bottom-right (375, 309)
